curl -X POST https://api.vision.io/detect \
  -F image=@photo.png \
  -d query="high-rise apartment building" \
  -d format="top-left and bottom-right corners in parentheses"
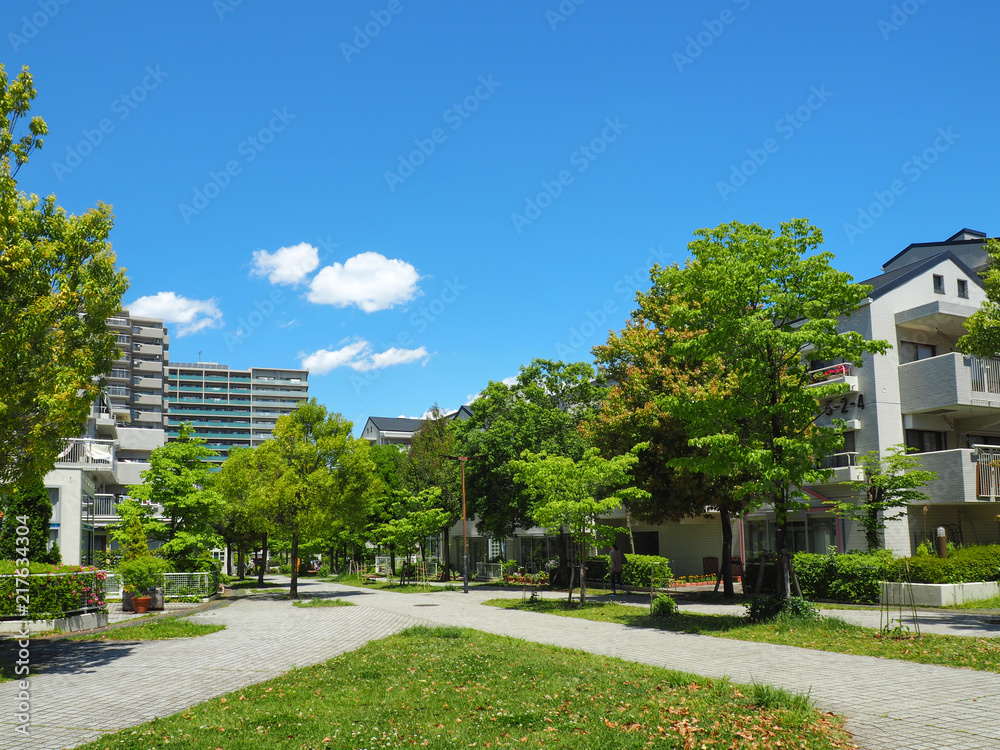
top-left (164, 363), bottom-right (309, 465)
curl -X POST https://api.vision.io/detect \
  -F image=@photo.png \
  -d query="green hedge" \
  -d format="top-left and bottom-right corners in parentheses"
top-left (748, 545), bottom-right (1000, 604)
top-left (0, 562), bottom-right (106, 619)
top-left (586, 554), bottom-right (672, 587)
top-left (622, 554), bottom-right (672, 589)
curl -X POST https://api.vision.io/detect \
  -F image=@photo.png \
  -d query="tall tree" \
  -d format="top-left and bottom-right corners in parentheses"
top-left (0, 65), bottom-right (129, 492)
top-left (957, 237), bottom-right (1000, 357)
top-left (513, 447), bottom-right (646, 604)
top-left (0, 477), bottom-right (56, 563)
top-left (373, 488), bottom-right (451, 582)
top-left (650, 220), bottom-right (889, 600)
top-left (826, 444), bottom-right (935, 551)
top-left (216, 446), bottom-right (273, 583)
top-left (129, 423), bottom-right (222, 570)
top-left (256, 399), bottom-right (377, 597)
top-left (454, 359), bottom-right (606, 547)
top-left (590, 315), bottom-right (747, 597)
top-left (405, 404), bottom-right (461, 579)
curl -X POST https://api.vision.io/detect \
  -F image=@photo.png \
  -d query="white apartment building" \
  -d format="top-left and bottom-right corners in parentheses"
top-left (745, 229), bottom-right (1000, 558)
top-left (46, 311), bottom-right (170, 565)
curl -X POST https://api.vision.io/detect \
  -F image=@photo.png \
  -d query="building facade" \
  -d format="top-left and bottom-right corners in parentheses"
top-left (164, 363), bottom-right (309, 466)
top-left (45, 311), bottom-right (171, 565)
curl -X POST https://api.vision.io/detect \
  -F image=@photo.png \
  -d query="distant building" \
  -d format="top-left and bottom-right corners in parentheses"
top-left (361, 405), bottom-right (473, 449)
top-left (164, 363), bottom-right (309, 466)
top-left (46, 310), bottom-right (170, 565)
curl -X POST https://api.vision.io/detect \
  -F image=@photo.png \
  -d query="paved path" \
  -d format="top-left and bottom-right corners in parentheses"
top-left (2, 578), bottom-right (999, 750)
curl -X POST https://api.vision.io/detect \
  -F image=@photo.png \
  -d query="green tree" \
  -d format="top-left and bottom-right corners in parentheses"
top-left (513, 446), bottom-right (647, 604)
top-left (405, 404), bottom-right (461, 579)
top-left (455, 359), bottom-right (606, 548)
top-left (826, 444), bottom-right (935, 551)
top-left (216, 446), bottom-right (273, 583)
top-left (590, 314), bottom-right (748, 597)
top-left (373, 488), bottom-right (451, 582)
top-left (257, 399), bottom-right (377, 597)
top-left (0, 477), bottom-right (56, 563)
top-left (958, 238), bottom-right (1000, 357)
top-left (650, 220), bottom-right (889, 600)
top-left (0, 65), bottom-right (129, 492)
top-left (129, 423), bottom-right (221, 570)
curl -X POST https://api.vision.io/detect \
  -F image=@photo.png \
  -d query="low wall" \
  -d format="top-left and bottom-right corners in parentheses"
top-left (880, 581), bottom-right (1000, 607)
top-left (0, 611), bottom-right (108, 634)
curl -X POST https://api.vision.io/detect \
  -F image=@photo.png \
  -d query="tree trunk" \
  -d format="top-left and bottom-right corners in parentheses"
top-left (290, 531), bottom-right (299, 598)
top-left (389, 545), bottom-right (396, 578)
top-left (257, 532), bottom-right (268, 586)
top-left (720, 507), bottom-right (735, 598)
top-left (775, 519), bottom-right (791, 601)
top-left (624, 505), bottom-right (636, 553)
top-left (226, 541), bottom-right (232, 576)
top-left (579, 539), bottom-right (587, 605)
top-left (237, 544), bottom-right (245, 580)
top-left (441, 524), bottom-right (453, 580)
top-left (567, 562), bottom-right (575, 603)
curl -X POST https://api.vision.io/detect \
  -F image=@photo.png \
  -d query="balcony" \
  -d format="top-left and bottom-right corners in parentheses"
top-left (807, 363), bottom-right (859, 394)
top-left (133, 359), bottom-right (163, 373)
top-left (54, 439), bottom-right (116, 481)
top-left (815, 452), bottom-right (863, 483)
top-left (86, 494), bottom-right (164, 522)
top-left (899, 353), bottom-right (1000, 416)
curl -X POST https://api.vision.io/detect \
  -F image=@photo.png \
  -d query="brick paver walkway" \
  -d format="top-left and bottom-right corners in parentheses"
top-left (3, 578), bottom-right (999, 749)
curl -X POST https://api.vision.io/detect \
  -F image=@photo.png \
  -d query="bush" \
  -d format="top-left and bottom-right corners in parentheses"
top-left (622, 554), bottom-right (672, 590)
top-left (901, 545), bottom-right (1000, 584)
top-left (0, 562), bottom-right (106, 618)
top-left (117, 556), bottom-right (171, 596)
top-left (279, 564), bottom-right (292, 575)
top-left (651, 594), bottom-right (678, 617)
top-left (745, 595), bottom-right (819, 623)
top-left (92, 550), bottom-right (123, 570)
top-left (793, 550), bottom-right (893, 604)
top-left (586, 555), bottom-right (610, 581)
top-left (317, 564), bottom-right (331, 577)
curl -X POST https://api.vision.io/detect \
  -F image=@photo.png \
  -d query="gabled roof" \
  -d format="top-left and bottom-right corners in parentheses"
top-left (860, 250), bottom-right (984, 300)
top-left (365, 416), bottom-right (423, 433)
top-left (882, 228), bottom-right (989, 272)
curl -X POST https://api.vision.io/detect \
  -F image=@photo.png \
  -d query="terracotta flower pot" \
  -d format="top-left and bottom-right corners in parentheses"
top-left (132, 596), bottom-right (152, 614)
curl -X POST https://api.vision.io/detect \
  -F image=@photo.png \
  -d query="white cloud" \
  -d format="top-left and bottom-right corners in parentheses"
top-left (300, 338), bottom-right (429, 375)
top-left (307, 252), bottom-right (420, 312)
top-left (128, 292), bottom-right (223, 337)
top-left (250, 242), bottom-right (320, 286)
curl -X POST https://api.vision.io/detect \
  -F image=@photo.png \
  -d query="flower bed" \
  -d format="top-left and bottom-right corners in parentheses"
top-left (670, 574), bottom-right (723, 587)
top-left (502, 571), bottom-right (549, 586)
top-left (0, 561), bottom-right (107, 620)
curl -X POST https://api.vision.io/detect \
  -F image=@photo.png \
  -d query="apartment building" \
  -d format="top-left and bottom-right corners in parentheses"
top-left (46, 311), bottom-right (170, 565)
top-left (164, 363), bottom-right (309, 466)
top-left (745, 229), bottom-right (1000, 558)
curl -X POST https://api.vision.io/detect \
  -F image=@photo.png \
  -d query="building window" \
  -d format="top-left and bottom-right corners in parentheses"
top-left (933, 274), bottom-right (945, 294)
top-left (958, 279), bottom-right (969, 298)
top-left (905, 430), bottom-right (946, 453)
top-left (899, 341), bottom-right (937, 363)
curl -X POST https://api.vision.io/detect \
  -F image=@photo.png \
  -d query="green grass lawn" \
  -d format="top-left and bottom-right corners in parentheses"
top-left (68, 616), bottom-right (226, 641)
top-left (485, 598), bottom-right (1000, 673)
top-left (74, 625), bottom-right (855, 750)
top-left (292, 598), bottom-right (355, 608)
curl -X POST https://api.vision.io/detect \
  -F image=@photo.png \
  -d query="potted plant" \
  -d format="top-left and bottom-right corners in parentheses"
top-left (118, 556), bottom-right (170, 614)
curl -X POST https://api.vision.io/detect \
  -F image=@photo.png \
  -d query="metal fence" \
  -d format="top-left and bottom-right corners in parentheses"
top-left (476, 562), bottom-right (502, 580)
top-left (103, 570), bottom-right (219, 598)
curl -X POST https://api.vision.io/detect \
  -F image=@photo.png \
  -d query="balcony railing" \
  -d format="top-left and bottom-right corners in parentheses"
top-left (975, 445), bottom-right (1000, 499)
top-left (807, 363), bottom-right (854, 385)
top-left (55, 438), bottom-right (116, 470)
top-left (970, 357), bottom-right (1000, 396)
top-left (819, 451), bottom-right (858, 470)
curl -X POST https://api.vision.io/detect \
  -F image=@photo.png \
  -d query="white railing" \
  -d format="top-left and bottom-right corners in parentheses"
top-left (820, 451), bottom-right (858, 470)
top-left (91, 494), bottom-right (120, 517)
top-left (103, 571), bottom-right (218, 598)
top-left (975, 445), bottom-right (1000, 499)
top-left (55, 439), bottom-right (116, 470)
top-left (476, 562), bottom-right (502, 580)
top-left (970, 357), bottom-right (1000, 396)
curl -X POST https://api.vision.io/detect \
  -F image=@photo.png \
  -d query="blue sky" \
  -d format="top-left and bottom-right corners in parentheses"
top-left (8, 0), bottom-right (1000, 431)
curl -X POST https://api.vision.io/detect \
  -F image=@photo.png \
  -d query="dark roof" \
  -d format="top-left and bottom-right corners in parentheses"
top-left (365, 416), bottom-right (423, 432)
top-left (882, 228), bottom-right (988, 271)
top-left (448, 405), bottom-right (473, 421)
top-left (860, 250), bottom-right (984, 300)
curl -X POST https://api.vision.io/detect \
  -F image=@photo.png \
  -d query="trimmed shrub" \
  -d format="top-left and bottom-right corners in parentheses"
top-left (651, 594), bottom-right (679, 617)
top-left (0, 562), bottom-right (106, 618)
top-left (745, 594), bottom-right (819, 623)
top-left (586, 555), bottom-right (610, 581)
top-left (901, 545), bottom-right (1000, 584)
top-left (622, 554), bottom-right (672, 589)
